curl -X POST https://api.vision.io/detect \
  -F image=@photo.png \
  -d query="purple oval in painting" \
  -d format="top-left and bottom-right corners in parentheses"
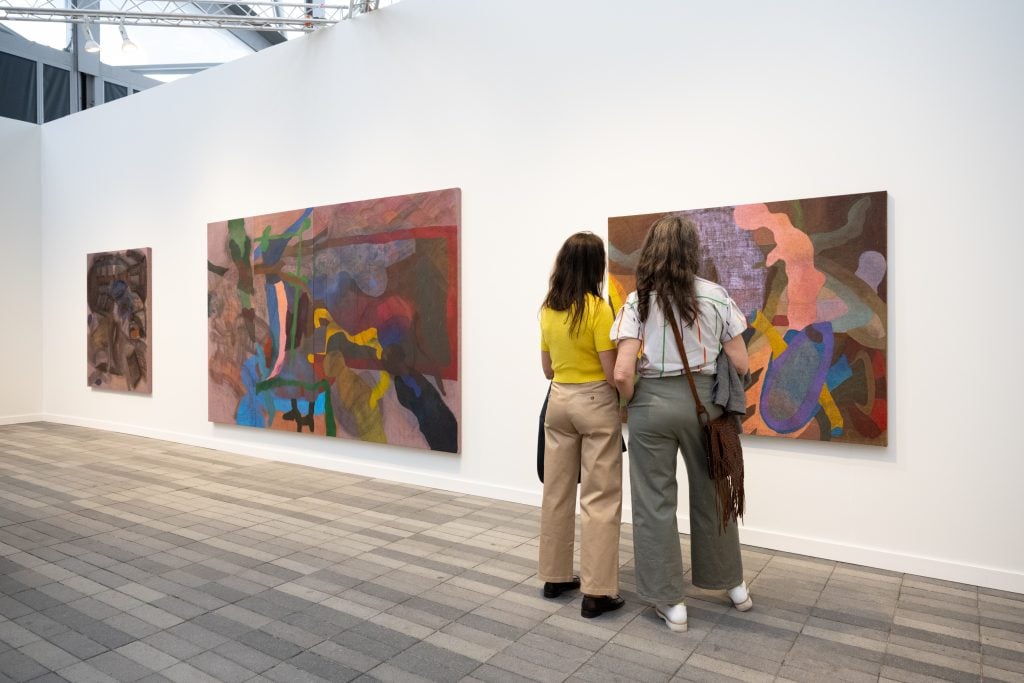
top-left (760, 323), bottom-right (834, 433)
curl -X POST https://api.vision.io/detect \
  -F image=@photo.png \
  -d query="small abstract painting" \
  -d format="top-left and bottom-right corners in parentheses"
top-left (609, 191), bottom-right (887, 446)
top-left (87, 247), bottom-right (152, 393)
top-left (208, 189), bottom-right (461, 453)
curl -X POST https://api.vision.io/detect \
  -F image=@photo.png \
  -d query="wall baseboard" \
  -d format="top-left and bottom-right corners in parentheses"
top-left (34, 413), bottom-right (1024, 595)
top-left (729, 525), bottom-right (1024, 594)
top-left (0, 414), bottom-right (45, 426)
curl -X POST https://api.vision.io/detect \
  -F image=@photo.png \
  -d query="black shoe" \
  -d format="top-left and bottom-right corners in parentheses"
top-left (543, 577), bottom-right (581, 598)
top-left (581, 594), bottom-right (625, 618)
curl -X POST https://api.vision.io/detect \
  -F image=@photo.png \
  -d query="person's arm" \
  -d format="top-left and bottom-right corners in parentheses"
top-left (718, 292), bottom-right (749, 375)
top-left (541, 351), bottom-right (554, 380)
top-left (592, 299), bottom-right (617, 387)
top-left (613, 338), bottom-right (641, 403)
top-left (722, 336), bottom-right (749, 376)
top-left (599, 349), bottom-right (616, 386)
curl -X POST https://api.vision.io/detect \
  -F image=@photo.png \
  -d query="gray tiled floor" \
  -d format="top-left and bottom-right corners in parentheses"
top-left (1, 423), bottom-right (1021, 683)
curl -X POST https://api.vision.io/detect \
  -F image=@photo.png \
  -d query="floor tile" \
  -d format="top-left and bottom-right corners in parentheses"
top-left (0, 423), bottom-right (1020, 683)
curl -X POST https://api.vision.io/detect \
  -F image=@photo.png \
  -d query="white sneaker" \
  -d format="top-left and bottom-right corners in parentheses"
top-left (728, 582), bottom-right (753, 611)
top-left (655, 603), bottom-right (688, 632)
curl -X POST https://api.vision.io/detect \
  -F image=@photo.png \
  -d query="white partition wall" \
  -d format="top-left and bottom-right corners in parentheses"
top-left (33, 0), bottom-right (1024, 591)
top-left (0, 118), bottom-right (42, 422)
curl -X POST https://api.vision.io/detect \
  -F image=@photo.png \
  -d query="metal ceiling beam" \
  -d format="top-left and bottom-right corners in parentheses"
top-left (228, 27), bottom-right (283, 50)
top-left (0, 0), bottom-right (379, 32)
top-left (123, 60), bottom-right (220, 74)
top-left (192, 1), bottom-right (286, 47)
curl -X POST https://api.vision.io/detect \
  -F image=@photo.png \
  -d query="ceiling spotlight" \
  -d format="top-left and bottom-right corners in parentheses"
top-left (119, 20), bottom-right (137, 52)
top-left (83, 24), bottom-right (100, 53)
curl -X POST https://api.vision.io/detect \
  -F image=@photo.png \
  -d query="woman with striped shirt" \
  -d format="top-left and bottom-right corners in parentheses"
top-left (612, 215), bottom-right (752, 633)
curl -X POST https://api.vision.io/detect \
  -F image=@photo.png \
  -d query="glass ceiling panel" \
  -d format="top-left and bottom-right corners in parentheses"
top-left (2, 0), bottom-right (402, 82)
top-left (1, 19), bottom-right (68, 49)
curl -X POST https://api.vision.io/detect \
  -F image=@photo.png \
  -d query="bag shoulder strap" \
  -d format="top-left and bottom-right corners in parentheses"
top-left (666, 312), bottom-right (710, 426)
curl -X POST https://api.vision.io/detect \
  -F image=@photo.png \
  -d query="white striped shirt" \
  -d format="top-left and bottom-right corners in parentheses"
top-left (612, 278), bottom-right (747, 377)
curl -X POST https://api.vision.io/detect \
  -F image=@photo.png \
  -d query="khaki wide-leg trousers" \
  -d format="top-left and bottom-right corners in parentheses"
top-left (539, 380), bottom-right (622, 597)
top-left (627, 374), bottom-right (743, 604)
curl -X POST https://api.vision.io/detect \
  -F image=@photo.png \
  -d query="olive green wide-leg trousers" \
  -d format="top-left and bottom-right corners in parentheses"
top-left (627, 374), bottom-right (743, 604)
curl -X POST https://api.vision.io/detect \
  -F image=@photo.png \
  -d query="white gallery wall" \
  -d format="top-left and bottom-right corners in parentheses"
top-left (0, 118), bottom-right (41, 422)
top-left (26, 0), bottom-right (1024, 591)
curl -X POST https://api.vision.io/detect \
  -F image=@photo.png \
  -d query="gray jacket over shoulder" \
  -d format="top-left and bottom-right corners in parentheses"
top-left (713, 353), bottom-right (751, 426)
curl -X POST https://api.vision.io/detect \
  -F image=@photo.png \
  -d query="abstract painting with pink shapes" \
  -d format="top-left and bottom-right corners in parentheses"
top-left (207, 189), bottom-right (460, 453)
top-left (609, 191), bottom-right (887, 446)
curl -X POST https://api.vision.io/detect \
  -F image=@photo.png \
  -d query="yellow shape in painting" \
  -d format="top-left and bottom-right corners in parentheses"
top-left (341, 327), bottom-right (383, 359)
top-left (609, 277), bottom-right (628, 313)
top-left (368, 372), bottom-right (390, 410)
top-left (323, 352), bottom-right (387, 444)
top-left (751, 311), bottom-right (787, 359)
top-left (818, 384), bottom-right (843, 433)
top-left (312, 309), bottom-right (383, 359)
top-left (751, 310), bottom-right (843, 434)
top-left (308, 307), bottom-right (391, 412)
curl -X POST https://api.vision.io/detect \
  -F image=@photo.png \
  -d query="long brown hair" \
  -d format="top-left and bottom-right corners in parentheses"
top-left (543, 232), bottom-right (607, 337)
top-left (636, 215), bottom-right (701, 325)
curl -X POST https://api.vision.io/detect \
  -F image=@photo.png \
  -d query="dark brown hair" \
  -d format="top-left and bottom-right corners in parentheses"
top-left (543, 232), bottom-right (607, 337)
top-left (636, 215), bottom-right (701, 325)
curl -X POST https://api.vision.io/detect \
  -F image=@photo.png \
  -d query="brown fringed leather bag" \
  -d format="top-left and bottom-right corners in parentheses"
top-left (667, 314), bottom-right (745, 530)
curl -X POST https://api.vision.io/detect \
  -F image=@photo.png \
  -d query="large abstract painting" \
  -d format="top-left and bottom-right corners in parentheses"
top-left (208, 189), bottom-right (461, 453)
top-left (87, 247), bottom-right (152, 393)
top-left (609, 191), bottom-right (887, 446)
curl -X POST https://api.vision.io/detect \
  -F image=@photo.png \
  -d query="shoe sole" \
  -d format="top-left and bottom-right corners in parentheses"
top-left (655, 607), bottom-right (688, 632)
top-left (732, 597), bottom-right (753, 612)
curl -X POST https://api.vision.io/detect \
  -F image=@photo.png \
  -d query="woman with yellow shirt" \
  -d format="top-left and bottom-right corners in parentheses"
top-left (539, 232), bottom-right (624, 619)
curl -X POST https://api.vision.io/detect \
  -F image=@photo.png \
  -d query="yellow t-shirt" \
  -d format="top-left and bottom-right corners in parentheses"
top-left (540, 295), bottom-right (616, 383)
